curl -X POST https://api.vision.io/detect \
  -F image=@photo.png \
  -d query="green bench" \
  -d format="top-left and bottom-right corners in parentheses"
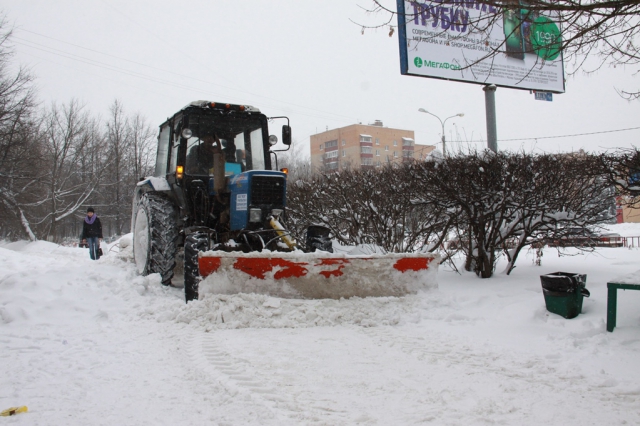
top-left (607, 281), bottom-right (640, 332)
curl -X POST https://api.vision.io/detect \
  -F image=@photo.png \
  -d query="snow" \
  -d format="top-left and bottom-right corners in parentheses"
top-left (136, 176), bottom-right (170, 191)
top-left (2, 224), bottom-right (640, 425)
top-left (610, 270), bottom-right (640, 285)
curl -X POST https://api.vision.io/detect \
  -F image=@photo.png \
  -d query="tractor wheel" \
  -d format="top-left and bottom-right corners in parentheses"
top-left (305, 225), bottom-right (333, 253)
top-left (133, 192), bottom-right (178, 285)
top-left (184, 231), bottom-right (209, 302)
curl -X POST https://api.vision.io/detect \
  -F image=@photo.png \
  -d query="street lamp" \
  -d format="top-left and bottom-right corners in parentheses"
top-left (418, 108), bottom-right (464, 158)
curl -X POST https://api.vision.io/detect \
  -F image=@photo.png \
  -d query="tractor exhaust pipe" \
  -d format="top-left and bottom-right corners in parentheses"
top-left (213, 136), bottom-right (225, 195)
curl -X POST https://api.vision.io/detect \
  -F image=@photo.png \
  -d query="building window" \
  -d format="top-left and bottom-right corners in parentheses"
top-left (320, 144), bottom-right (323, 150)
top-left (325, 151), bottom-right (338, 159)
top-left (325, 140), bottom-right (338, 149)
top-left (375, 149), bottom-right (380, 156)
top-left (393, 151), bottom-right (397, 158)
top-left (402, 138), bottom-right (414, 147)
top-left (393, 140), bottom-right (398, 146)
top-left (362, 158), bottom-right (373, 166)
top-left (342, 140), bottom-right (346, 146)
top-left (361, 146), bottom-right (372, 154)
top-left (360, 135), bottom-right (372, 143)
top-left (375, 138), bottom-right (380, 145)
top-left (327, 162), bottom-right (338, 170)
top-left (342, 150), bottom-right (346, 157)
top-left (385, 146), bottom-right (389, 151)
top-left (402, 150), bottom-right (414, 158)
top-left (376, 161), bottom-right (381, 167)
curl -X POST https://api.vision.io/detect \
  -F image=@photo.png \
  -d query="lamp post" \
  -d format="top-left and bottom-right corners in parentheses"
top-left (418, 108), bottom-right (464, 158)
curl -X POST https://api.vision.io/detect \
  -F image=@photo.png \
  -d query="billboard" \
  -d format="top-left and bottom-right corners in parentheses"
top-left (397, 0), bottom-right (565, 93)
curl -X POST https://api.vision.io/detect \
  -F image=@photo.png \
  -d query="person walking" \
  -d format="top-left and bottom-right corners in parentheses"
top-left (81, 207), bottom-right (103, 260)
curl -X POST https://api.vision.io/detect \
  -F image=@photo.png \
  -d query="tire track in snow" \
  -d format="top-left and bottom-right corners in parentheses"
top-left (187, 331), bottom-right (278, 407)
top-left (188, 330), bottom-right (353, 425)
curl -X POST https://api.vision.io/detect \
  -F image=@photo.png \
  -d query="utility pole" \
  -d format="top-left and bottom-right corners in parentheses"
top-left (418, 108), bottom-right (464, 157)
top-left (483, 85), bottom-right (498, 153)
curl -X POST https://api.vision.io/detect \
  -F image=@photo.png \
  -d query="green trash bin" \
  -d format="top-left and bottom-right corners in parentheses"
top-left (540, 272), bottom-right (590, 319)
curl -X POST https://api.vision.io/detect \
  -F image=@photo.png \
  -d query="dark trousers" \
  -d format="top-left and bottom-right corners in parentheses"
top-left (88, 237), bottom-right (101, 260)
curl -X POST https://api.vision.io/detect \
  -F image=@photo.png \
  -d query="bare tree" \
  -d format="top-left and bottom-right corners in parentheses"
top-left (0, 16), bottom-right (159, 242)
top-left (128, 111), bottom-right (155, 181)
top-left (273, 137), bottom-right (312, 181)
top-left (0, 17), bottom-right (40, 240)
top-left (39, 99), bottom-right (108, 241)
top-left (0, 120), bottom-right (42, 241)
top-left (101, 99), bottom-right (130, 236)
top-left (98, 103), bottom-right (157, 237)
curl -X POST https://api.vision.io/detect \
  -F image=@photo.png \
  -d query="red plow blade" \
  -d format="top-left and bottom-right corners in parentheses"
top-left (198, 252), bottom-right (440, 299)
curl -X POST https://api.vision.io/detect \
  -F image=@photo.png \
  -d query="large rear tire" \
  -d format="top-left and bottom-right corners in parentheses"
top-left (184, 231), bottom-right (209, 302)
top-left (133, 192), bottom-right (178, 285)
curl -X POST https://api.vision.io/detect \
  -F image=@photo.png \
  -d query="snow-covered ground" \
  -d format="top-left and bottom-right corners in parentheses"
top-left (2, 224), bottom-right (640, 425)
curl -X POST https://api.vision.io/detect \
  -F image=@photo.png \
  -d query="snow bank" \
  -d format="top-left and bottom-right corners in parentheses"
top-left (140, 291), bottom-right (436, 330)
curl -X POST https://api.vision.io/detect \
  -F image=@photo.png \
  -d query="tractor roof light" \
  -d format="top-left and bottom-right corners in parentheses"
top-left (280, 167), bottom-right (288, 175)
top-left (188, 101), bottom-right (260, 113)
top-left (269, 135), bottom-right (278, 146)
top-left (181, 128), bottom-right (192, 139)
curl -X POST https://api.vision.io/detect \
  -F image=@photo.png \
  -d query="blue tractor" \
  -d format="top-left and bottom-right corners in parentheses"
top-left (131, 101), bottom-right (331, 302)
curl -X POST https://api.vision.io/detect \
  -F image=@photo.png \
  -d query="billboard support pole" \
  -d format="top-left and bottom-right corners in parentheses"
top-left (483, 84), bottom-right (498, 152)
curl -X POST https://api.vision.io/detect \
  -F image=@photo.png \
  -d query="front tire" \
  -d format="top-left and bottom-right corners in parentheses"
top-left (305, 225), bottom-right (333, 253)
top-left (184, 231), bottom-right (209, 302)
top-left (133, 192), bottom-right (178, 285)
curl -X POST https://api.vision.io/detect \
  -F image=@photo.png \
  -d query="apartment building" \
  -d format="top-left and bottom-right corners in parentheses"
top-left (310, 121), bottom-right (435, 172)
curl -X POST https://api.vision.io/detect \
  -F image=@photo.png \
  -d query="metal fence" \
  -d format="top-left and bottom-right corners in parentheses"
top-left (622, 236), bottom-right (640, 248)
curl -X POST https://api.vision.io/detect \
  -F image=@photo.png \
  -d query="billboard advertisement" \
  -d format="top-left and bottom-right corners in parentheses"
top-left (397, 0), bottom-right (565, 93)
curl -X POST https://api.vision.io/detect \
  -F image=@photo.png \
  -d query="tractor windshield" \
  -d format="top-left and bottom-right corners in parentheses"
top-left (184, 115), bottom-right (267, 176)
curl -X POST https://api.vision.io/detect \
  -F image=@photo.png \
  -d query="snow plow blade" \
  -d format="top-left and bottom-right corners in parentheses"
top-left (198, 252), bottom-right (440, 299)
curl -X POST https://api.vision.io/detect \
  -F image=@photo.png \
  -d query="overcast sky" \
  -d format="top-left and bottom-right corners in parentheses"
top-left (1, 0), bottom-right (639, 157)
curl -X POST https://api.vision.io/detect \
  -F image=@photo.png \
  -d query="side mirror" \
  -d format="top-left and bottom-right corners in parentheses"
top-left (282, 125), bottom-right (292, 146)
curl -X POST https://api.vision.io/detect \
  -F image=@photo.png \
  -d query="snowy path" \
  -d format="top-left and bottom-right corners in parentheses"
top-left (184, 324), bottom-right (640, 425)
top-left (1, 237), bottom-right (640, 425)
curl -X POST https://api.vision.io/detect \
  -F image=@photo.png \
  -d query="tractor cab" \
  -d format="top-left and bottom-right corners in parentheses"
top-left (157, 101), bottom-right (289, 183)
top-left (152, 100), bottom-right (292, 232)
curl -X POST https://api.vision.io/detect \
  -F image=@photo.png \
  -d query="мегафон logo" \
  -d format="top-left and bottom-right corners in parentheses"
top-left (414, 57), bottom-right (460, 70)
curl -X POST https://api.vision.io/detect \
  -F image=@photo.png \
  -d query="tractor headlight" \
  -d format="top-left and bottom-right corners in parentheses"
top-left (249, 208), bottom-right (262, 223)
top-left (181, 128), bottom-right (193, 139)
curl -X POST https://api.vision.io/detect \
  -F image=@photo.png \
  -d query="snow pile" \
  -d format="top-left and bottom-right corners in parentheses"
top-left (110, 233), bottom-right (134, 262)
top-left (140, 292), bottom-right (434, 330)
